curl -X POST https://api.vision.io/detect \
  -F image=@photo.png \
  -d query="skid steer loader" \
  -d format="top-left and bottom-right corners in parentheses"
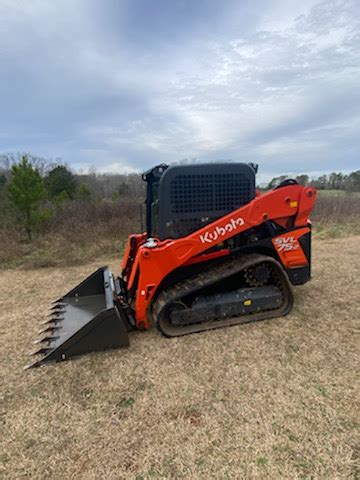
top-left (26, 162), bottom-right (317, 368)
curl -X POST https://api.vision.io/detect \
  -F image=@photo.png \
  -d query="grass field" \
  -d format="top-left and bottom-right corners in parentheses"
top-left (1, 236), bottom-right (359, 479)
top-left (317, 190), bottom-right (360, 197)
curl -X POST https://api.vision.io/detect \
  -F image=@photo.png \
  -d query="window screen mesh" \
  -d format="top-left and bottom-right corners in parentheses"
top-left (169, 174), bottom-right (251, 214)
top-left (158, 170), bottom-right (254, 239)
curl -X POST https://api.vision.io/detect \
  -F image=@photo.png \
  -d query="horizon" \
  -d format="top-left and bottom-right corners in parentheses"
top-left (1, 153), bottom-right (357, 187)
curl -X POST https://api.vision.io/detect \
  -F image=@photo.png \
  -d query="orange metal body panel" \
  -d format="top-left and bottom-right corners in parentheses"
top-left (125, 185), bottom-right (317, 329)
top-left (121, 233), bottom-right (146, 276)
top-left (272, 227), bottom-right (310, 268)
top-left (182, 249), bottom-right (230, 267)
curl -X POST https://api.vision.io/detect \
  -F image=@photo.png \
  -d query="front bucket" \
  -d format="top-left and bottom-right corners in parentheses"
top-left (26, 267), bottom-right (129, 369)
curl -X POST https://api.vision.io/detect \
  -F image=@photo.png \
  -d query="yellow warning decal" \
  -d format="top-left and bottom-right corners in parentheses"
top-left (290, 201), bottom-right (298, 208)
top-left (244, 300), bottom-right (252, 306)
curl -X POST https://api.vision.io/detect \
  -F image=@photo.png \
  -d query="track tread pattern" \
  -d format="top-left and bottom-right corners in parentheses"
top-left (152, 253), bottom-right (294, 337)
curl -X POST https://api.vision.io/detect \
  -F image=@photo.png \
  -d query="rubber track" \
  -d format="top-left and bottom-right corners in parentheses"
top-left (151, 253), bottom-right (294, 337)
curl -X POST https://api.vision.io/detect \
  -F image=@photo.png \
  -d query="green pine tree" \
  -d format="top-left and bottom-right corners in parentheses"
top-left (7, 156), bottom-right (47, 241)
top-left (45, 165), bottom-right (77, 200)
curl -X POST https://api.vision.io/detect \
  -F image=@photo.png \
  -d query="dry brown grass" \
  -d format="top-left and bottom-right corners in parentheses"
top-left (1, 237), bottom-right (359, 479)
top-left (312, 196), bottom-right (360, 238)
top-left (1, 195), bottom-right (359, 268)
top-left (0, 198), bottom-right (140, 268)
top-left (312, 195), bottom-right (360, 224)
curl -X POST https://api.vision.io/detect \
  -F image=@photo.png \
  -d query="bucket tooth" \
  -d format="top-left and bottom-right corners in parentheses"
top-left (24, 360), bottom-right (41, 370)
top-left (48, 310), bottom-right (63, 317)
top-left (40, 318), bottom-right (54, 326)
top-left (51, 298), bottom-right (63, 304)
top-left (41, 316), bottom-right (64, 325)
top-left (50, 302), bottom-right (66, 310)
top-left (47, 310), bottom-right (62, 317)
top-left (29, 346), bottom-right (52, 356)
top-left (49, 307), bottom-right (64, 314)
top-left (33, 335), bottom-right (59, 345)
top-left (50, 303), bottom-right (66, 312)
top-left (38, 325), bottom-right (61, 335)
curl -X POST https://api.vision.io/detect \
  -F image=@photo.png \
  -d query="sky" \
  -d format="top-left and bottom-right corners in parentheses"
top-left (0, 0), bottom-right (359, 182)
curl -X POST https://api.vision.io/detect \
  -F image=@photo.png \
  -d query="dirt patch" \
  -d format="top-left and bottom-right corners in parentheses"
top-left (0, 237), bottom-right (359, 479)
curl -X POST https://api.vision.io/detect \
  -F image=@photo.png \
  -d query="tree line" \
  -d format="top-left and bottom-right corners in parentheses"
top-left (267, 171), bottom-right (360, 191)
top-left (1, 153), bottom-right (359, 242)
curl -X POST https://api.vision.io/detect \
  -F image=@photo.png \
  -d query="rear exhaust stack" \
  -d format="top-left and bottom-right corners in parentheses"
top-left (25, 267), bottom-right (129, 369)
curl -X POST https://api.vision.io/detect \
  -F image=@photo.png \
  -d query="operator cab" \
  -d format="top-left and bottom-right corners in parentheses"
top-left (142, 162), bottom-right (258, 240)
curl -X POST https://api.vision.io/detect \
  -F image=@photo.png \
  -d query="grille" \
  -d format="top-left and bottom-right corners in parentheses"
top-left (162, 173), bottom-right (251, 238)
top-left (169, 174), bottom-right (251, 214)
top-left (157, 164), bottom-right (256, 240)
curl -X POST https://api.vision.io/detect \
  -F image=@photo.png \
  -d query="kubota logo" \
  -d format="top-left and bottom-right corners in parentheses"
top-left (274, 236), bottom-right (299, 252)
top-left (200, 217), bottom-right (245, 244)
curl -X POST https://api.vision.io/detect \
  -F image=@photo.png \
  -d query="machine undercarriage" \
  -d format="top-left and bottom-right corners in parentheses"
top-left (153, 253), bottom-right (293, 337)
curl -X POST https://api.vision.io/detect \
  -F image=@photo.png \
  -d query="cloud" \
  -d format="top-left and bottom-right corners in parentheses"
top-left (0, 0), bottom-right (359, 177)
top-left (98, 162), bottom-right (139, 174)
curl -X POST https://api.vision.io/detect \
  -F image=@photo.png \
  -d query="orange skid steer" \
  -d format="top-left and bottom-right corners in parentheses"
top-left (26, 163), bottom-right (317, 368)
